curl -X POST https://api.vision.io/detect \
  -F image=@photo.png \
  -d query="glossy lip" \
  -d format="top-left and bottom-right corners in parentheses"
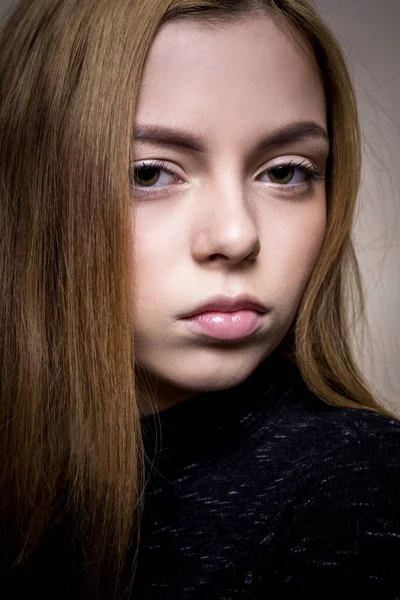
top-left (179, 294), bottom-right (267, 319)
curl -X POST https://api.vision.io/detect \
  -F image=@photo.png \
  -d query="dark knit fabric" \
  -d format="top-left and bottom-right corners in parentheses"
top-left (3, 351), bottom-right (400, 599)
top-left (133, 351), bottom-right (400, 599)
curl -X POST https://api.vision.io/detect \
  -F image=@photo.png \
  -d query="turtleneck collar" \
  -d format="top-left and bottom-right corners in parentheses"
top-left (140, 350), bottom-right (304, 470)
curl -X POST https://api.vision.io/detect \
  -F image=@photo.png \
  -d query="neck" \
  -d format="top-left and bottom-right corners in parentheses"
top-left (136, 367), bottom-right (198, 416)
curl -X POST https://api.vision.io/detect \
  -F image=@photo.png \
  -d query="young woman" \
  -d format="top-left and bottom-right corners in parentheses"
top-left (1, 0), bottom-right (399, 598)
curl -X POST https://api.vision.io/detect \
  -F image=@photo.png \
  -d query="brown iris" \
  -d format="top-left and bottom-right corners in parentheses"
top-left (132, 166), bottom-right (160, 187)
top-left (268, 165), bottom-right (295, 184)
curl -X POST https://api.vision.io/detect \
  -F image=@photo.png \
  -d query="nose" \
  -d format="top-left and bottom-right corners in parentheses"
top-left (191, 173), bottom-right (261, 265)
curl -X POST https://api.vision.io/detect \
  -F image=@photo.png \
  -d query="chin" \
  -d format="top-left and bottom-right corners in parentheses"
top-left (147, 344), bottom-right (275, 395)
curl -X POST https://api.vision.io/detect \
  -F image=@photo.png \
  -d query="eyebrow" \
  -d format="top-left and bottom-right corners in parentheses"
top-left (132, 121), bottom-right (329, 154)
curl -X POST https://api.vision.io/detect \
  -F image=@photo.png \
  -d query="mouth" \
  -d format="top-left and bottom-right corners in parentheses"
top-left (181, 294), bottom-right (267, 319)
top-left (180, 309), bottom-right (263, 341)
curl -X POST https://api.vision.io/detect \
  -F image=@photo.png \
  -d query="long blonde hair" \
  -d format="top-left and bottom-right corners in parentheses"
top-left (0, 0), bottom-right (390, 598)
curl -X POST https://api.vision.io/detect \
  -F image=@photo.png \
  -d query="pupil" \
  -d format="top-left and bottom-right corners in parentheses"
top-left (134, 166), bottom-right (159, 186)
top-left (271, 166), bottom-right (293, 182)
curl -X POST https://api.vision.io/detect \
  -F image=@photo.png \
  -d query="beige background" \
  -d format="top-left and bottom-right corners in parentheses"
top-left (1, 0), bottom-right (399, 411)
top-left (313, 0), bottom-right (400, 413)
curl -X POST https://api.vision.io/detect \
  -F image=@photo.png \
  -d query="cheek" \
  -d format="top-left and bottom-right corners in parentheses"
top-left (262, 200), bottom-right (326, 294)
top-left (130, 211), bottom-right (183, 321)
top-left (132, 210), bottom-right (171, 278)
top-left (128, 212), bottom-right (161, 324)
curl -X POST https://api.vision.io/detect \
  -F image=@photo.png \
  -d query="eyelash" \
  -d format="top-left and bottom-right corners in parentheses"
top-left (129, 159), bottom-right (325, 195)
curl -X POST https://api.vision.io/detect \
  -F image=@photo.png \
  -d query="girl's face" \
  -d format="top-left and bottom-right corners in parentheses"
top-left (130, 14), bottom-right (329, 413)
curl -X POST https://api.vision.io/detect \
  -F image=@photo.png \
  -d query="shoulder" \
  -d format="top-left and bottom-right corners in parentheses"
top-left (263, 372), bottom-right (400, 471)
top-left (245, 365), bottom-right (400, 503)
top-left (252, 395), bottom-right (400, 596)
top-left (280, 399), bottom-right (400, 516)
top-left (199, 398), bottom-right (400, 598)
top-left (255, 381), bottom-right (400, 518)
top-left (278, 388), bottom-right (400, 499)
top-left (309, 402), bottom-right (400, 458)
top-left (253, 354), bottom-right (400, 465)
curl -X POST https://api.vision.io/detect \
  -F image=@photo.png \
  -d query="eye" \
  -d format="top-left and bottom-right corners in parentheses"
top-left (258, 160), bottom-right (324, 186)
top-left (129, 161), bottom-right (181, 189)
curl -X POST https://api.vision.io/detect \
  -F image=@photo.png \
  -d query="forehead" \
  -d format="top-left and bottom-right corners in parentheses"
top-left (135, 15), bottom-right (326, 141)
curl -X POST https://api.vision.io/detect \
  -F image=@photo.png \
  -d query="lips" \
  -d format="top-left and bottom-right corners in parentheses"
top-left (181, 294), bottom-right (267, 318)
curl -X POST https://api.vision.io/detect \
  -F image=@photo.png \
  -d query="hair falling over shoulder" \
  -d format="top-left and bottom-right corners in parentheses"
top-left (0, 0), bottom-right (392, 598)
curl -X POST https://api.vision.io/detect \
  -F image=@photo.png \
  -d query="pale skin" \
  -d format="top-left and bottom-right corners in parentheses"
top-left (130, 14), bottom-right (329, 415)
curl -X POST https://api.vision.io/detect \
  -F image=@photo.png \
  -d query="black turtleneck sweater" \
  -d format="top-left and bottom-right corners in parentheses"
top-left (133, 352), bottom-right (400, 599)
top-left (3, 351), bottom-right (400, 599)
